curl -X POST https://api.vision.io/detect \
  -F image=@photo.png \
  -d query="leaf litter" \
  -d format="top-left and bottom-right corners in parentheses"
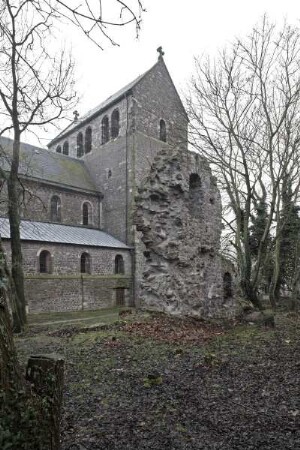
top-left (16, 312), bottom-right (300, 449)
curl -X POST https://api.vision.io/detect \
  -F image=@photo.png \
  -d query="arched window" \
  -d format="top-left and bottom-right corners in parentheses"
top-left (50, 195), bottom-right (61, 222)
top-left (101, 116), bottom-right (109, 144)
top-left (39, 250), bottom-right (51, 273)
top-left (82, 202), bottom-right (92, 226)
top-left (159, 119), bottom-right (167, 142)
top-left (223, 272), bottom-right (233, 299)
top-left (85, 127), bottom-right (92, 154)
top-left (77, 132), bottom-right (84, 157)
top-left (115, 254), bottom-right (125, 274)
top-left (111, 109), bottom-right (120, 139)
top-left (63, 141), bottom-right (69, 155)
top-left (80, 252), bottom-right (91, 274)
top-left (56, 145), bottom-right (62, 153)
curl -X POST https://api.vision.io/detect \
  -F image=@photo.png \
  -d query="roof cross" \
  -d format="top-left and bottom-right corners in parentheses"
top-left (73, 110), bottom-right (79, 122)
top-left (157, 46), bottom-right (165, 59)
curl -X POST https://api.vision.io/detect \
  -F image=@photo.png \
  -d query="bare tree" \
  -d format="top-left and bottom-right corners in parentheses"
top-left (0, 0), bottom-right (145, 331)
top-left (48, 0), bottom-right (145, 49)
top-left (187, 17), bottom-right (300, 308)
top-left (0, 1), bottom-right (145, 447)
top-left (0, 0), bottom-right (77, 331)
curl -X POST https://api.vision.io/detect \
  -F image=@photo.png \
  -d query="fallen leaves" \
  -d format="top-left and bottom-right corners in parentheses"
top-left (122, 314), bottom-right (226, 345)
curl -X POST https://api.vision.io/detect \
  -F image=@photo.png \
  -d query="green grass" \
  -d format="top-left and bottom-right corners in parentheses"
top-left (27, 306), bottom-right (135, 328)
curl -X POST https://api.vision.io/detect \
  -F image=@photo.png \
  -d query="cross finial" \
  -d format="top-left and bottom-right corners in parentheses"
top-left (157, 46), bottom-right (165, 59)
top-left (73, 110), bottom-right (79, 122)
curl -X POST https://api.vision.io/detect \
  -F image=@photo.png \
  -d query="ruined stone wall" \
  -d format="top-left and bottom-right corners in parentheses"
top-left (134, 148), bottom-right (235, 319)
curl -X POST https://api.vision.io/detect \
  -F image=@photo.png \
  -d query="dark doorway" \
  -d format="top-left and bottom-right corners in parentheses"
top-left (223, 272), bottom-right (233, 299)
top-left (116, 288), bottom-right (125, 306)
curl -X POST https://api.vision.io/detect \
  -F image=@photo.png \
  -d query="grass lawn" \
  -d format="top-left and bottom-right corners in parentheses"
top-left (27, 306), bottom-right (136, 329)
top-left (16, 310), bottom-right (300, 450)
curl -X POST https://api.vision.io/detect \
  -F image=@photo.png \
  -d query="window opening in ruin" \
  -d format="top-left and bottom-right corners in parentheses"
top-left (115, 254), bottom-right (125, 274)
top-left (82, 202), bottom-right (91, 226)
top-left (223, 272), bottom-right (233, 299)
top-left (56, 145), bottom-right (62, 153)
top-left (189, 173), bottom-right (202, 218)
top-left (116, 287), bottom-right (125, 306)
top-left (102, 116), bottom-right (109, 144)
top-left (107, 169), bottom-right (112, 179)
top-left (50, 195), bottom-right (61, 222)
top-left (159, 119), bottom-right (167, 142)
top-left (39, 250), bottom-right (51, 273)
top-left (80, 252), bottom-right (91, 274)
top-left (77, 132), bottom-right (84, 157)
top-left (63, 141), bottom-right (69, 155)
top-left (111, 109), bottom-right (120, 139)
top-left (85, 127), bottom-right (92, 153)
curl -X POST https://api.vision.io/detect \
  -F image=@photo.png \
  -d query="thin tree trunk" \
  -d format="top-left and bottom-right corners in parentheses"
top-left (7, 136), bottom-right (26, 332)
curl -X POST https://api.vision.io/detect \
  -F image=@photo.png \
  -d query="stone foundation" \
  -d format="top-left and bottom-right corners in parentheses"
top-left (25, 275), bottom-right (131, 313)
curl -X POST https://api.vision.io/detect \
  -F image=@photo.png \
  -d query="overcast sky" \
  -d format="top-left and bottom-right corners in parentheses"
top-left (34, 0), bottom-right (300, 147)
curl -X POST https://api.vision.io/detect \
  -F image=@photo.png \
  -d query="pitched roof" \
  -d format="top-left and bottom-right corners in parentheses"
top-left (0, 218), bottom-right (129, 249)
top-left (0, 136), bottom-right (99, 193)
top-left (48, 61), bottom-right (160, 146)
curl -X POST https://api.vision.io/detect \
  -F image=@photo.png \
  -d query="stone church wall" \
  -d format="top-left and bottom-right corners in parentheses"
top-left (0, 179), bottom-right (101, 228)
top-left (48, 97), bottom-right (129, 157)
top-left (132, 58), bottom-right (188, 147)
top-left (84, 136), bottom-right (128, 242)
top-left (2, 241), bottom-right (132, 313)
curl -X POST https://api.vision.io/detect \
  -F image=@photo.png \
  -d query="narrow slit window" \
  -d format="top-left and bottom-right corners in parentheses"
top-left (159, 119), bottom-right (167, 142)
top-left (50, 195), bottom-right (61, 222)
top-left (77, 132), bottom-right (84, 157)
top-left (102, 116), bottom-right (109, 144)
top-left (80, 252), bottom-right (91, 274)
top-left (111, 109), bottom-right (120, 139)
top-left (82, 202), bottom-right (91, 226)
top-left (63, 141), bottom-right (69, 155)
top-left (85, 127), bottom-right (92, 154)
top-left (115, 254), bottom-right (125, 274)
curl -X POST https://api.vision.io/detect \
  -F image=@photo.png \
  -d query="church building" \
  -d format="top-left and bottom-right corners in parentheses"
top-left (0, 51), bottom-right (234, 318)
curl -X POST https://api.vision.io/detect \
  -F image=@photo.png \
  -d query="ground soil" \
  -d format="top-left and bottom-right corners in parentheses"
top-left (16, 311), bottom-right (300, 450)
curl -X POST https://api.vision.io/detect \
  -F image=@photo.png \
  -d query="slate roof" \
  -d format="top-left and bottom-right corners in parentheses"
top-left (0, 218), bottom-right (129, 249)
top-left (0, 136), bottom-right (99, 193)
top-left (48, 62), bottom-right (158, 146)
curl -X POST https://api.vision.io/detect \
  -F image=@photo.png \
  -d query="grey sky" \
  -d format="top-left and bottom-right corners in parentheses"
top-left (29, 0), bottom-right (300, 146)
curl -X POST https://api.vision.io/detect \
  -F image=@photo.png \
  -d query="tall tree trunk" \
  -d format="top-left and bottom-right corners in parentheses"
top-left (269, 236), bottom-right (281, 310)
top-left (7, 136), bottom-right (26, 332)
top-left (241, 278), bottom-right (263, 310)
top-left (0, 242), bottom-right (64, 450)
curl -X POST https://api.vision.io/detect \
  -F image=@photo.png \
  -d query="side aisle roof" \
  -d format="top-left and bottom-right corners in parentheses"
top-left (0, 136), bottom-right (99, 194)
top-left (0, 218), bottom-right (129, 249)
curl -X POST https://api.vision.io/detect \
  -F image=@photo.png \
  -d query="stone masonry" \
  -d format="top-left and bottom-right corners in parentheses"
top-left (0, 53), bottom-right (236, 318)
top-left (134, 147), bottom-right (235, 318)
